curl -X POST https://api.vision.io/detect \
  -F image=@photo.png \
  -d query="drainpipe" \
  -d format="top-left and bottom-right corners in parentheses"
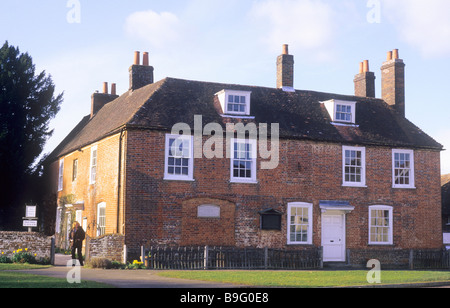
top-left (116, 128), bottom-right (126, 234)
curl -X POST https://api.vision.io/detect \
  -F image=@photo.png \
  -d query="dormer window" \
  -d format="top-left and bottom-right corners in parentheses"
top-left (323, 99), bottom-right (357, 125)
top-left (216, 90), bottom-right (252, 116)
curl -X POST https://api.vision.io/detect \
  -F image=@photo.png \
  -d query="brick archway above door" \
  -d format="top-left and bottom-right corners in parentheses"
top-left (181, 198), bottom-right (236, 247)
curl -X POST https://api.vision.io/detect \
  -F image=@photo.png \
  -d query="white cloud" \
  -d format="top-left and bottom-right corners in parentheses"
top-left (249, 0), bottom-right (336, 60)
top-left (125, 10), bottom-right (181, 48)
top-left (382, 0), bottom-right (450, 58)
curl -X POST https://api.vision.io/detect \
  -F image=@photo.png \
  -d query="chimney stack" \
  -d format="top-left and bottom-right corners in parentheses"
top-left (381, 49), bottom-right (406, 116)
top-left (277, 44), bottom-right (294, 90)
top-left (354, 60), bottom-right (376, 98)
top-left (91, 82), bottom-right (119, 119)
top-left (129, 51), bottom-right (154, 91)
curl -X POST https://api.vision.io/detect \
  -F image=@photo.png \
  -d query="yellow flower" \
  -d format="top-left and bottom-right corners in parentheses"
top-left (13, 251), bottom-right (15, 254)
top-left (25, 248), bottom-right (28, 252)
top-left (34, 254), bottom-right (37, 257)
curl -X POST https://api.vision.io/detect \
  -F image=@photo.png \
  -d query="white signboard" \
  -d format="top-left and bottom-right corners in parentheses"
top-left (197, 204), bottom-right (221, 218)
top-left (26, 206), bottom-right (37, 218)
top-left (23, 220), bottom-right (38, 228)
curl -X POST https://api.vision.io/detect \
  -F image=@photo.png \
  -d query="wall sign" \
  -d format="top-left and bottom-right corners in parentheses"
top-left (197, 204), bottom-right (221, 218)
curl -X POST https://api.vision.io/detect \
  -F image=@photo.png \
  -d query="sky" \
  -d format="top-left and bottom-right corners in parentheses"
top-left (1, 0), bottom-right (450, 174)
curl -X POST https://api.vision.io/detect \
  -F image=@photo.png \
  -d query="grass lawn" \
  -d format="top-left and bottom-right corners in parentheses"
top-left (0, 264), bottom-right (113, 288)
top-left (158, 270), bottom-right (450, 288)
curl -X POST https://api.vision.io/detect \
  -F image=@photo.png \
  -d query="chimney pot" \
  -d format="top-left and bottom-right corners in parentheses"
top-left (143, 52), bottom-right (149, 66)
top-left (359, 62), bottom-right (364, 74)
top-left (392, 49), bottom-right (399, 60)
top-left (134, 51), bottom-right (140, 65)
top-left (111, 83), bottom-right (117, 96)
top-left (387, 51), bottom-right (393, 61)
top-left (363, 60), bottom-right (370, 73)
top-left (282, 44), bottom-right (289, 55)
top-left (102, 82), bottom-right (108, 94)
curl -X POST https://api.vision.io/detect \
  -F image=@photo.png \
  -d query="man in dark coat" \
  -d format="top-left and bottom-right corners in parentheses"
top-left (69, 221), bottom-right (85, 266)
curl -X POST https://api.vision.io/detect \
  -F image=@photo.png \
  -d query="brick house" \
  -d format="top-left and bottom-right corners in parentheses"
top-left (45, 46), bottom-right (444, 265)
top-left (442, 175), bottom-right (450, 235)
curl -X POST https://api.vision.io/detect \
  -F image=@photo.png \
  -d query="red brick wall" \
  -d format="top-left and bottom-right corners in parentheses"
top-left (123, 129), bottom-right (443, 252)
top-left (55, 133), bottom-right (122, 238)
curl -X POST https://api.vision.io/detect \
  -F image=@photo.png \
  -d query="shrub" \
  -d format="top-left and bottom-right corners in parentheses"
top-left (127, 260), bottom-right (145, 270)
top-left (88, 257), bottom-right (112, 269)
top-left (0, 254), bottom-right (12, 264)
top-left (12, 252), bottom-right (37, 264)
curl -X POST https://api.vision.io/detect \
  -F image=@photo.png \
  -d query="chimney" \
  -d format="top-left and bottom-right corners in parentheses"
top-left (91, 82), bottom-right (119, 119)
top-left (129, 51), bottom-right (154, 91)
top-left (381, 49), bottom-right (406, 116)
top-left (277, 44), bottom-right (294, 90)
top-left (354, 59), bottom-right (376, 98)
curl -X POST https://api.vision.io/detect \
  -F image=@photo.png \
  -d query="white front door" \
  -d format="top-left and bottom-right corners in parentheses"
top-left (322, 213), bottom-right (346, 262)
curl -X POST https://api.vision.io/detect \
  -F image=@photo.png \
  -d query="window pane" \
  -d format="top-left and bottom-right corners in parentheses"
top-left (289, 206), bottom-right (310, 243)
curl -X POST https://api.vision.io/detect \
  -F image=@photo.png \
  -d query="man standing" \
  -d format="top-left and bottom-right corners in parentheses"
top-left (69, 221), bottom-right (85, 266)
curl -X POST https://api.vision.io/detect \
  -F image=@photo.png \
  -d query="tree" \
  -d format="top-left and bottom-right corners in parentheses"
top-left (0, 41), bottom-right (62, 230)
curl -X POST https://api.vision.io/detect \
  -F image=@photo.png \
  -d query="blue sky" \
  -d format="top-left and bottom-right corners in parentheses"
top-left (1, 0), bottom-right (450, 174)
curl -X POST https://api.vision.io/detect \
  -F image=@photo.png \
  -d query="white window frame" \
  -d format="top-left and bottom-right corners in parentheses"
top-left (287, 202), bottom-right (313, 245)
top-left (369, 205), bottom-right (393, 245)
top-left (342, 146), bottom-right (366, 187)
top-left (72, 159), bottom-right (78, 182)
top-left (97, 202), bottom-right (106, 237)
top-left (89, 145), bottom-right (98, 184)
top-left (164, 134), bottom-right (194, 181)
top-left (230, 138), bottom-right (257, 184)
top-left (58, 159), bottom-right (64, 191)
top-left (216, 90), bottom-right (252, 116)
top-left (392, 149), bottom-right (415, 189)
top-left (323, 99), bottom-right (357, 124)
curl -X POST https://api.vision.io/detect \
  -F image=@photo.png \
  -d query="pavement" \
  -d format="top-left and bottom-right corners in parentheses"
top-left (12, 254), bottom-right (450, 289)
top-left (16, 254), bottom-right (242, 288)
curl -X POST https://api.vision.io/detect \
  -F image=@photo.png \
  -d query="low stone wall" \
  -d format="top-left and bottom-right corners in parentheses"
top-left (86, 234), bottom-right (124, 262)
top-left (0, 232), bottom-right (53, 261)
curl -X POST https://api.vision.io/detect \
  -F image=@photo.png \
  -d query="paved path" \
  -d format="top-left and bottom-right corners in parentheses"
top-left (17, 254), bottom-right (241, 288)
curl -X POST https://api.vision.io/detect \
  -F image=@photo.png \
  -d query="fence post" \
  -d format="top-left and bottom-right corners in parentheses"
top-left (50, 237), bottom-right (55, 266)
top-left (204, 246), bottom-right (209, 270)
top-left (123, 244), bottom-right (127, 264)
top-left (409, 249), bottom-right (414, 270)
top-left (320, 246), bottom-right (324, 269)
top-left (264, 247), bottom-right (269, 270)
top-left (140, 246), bottom-right (145, 266)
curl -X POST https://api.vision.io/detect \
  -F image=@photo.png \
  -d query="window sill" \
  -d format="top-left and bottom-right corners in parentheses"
top-left (342, 183), bottom-right (367, 188)
top-left (163, 177), bottom-right (195, 182)
top-left (220, 114), bottom-right (255, 119)
top-left (368, 243), bottom-right (394, 246)
top-left (287, 243), bottom-right (313, 246)
top-left (331, 121), bottom-right (359, 128)
top-left (230, 179), bottom-right (258, 184)
top-left (392, 186), bottom-right (416, 190)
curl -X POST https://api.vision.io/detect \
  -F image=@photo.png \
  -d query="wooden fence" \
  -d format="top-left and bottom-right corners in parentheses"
top-left (141, 246), bottom-right (323, 270)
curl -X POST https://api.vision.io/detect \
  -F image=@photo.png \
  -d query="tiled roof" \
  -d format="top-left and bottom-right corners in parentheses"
top-left (47, 77), bottom-right (443, 162)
